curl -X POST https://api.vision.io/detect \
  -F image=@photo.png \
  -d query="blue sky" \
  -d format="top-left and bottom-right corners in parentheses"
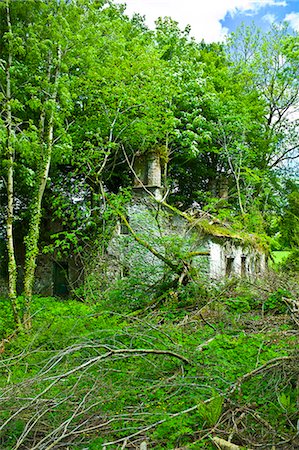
top-left (222, 0), bottom-right (299, 35)
top-left (116, 0), bottom-right (299, 42)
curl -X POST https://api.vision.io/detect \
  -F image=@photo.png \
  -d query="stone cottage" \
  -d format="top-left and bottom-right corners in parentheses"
top-left (105, 152), bottom-right (268, 283)
top-left (0, 152), bottom-right (267, 297)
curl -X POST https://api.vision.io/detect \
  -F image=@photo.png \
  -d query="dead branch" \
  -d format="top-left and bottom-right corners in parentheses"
top-left (0, 345), bottom-right (189, 438)
top-left (199, 313), bottom-right (217, 331)
top-left (229, 355), bottom-right (297, 395)
top-left (104, 354), bottom-right (298, 447)
top-left (196, 337), bottom-right (216, 351)
top-left (103, 400), bottom-right (211, 447)
top-left (283, 297), bottom-right (299, 327)
top-left (212, 436), bottom-right (252, 450)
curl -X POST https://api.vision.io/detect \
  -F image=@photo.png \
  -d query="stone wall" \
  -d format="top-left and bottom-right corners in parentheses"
top-left (209, 241), bottom-right (266, 279)
top-left (104, 195), bottom-right (267, 283)
top-left (105, 197), bottom-right (213, 283)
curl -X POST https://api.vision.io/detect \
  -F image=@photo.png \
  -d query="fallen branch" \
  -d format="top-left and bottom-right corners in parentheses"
top-left (103, 399), bottom-right (213, 447)
top-left (197, 336), bottom-right (216, 351)
top-left (0, 346), bottom-right (189, 435)
top-left (229, 355), bottom-right (297, 395)
top-left (104, 354), bottom-right (298, 447)
top-left (283, 297), bottom-right (299, 327)
top-left (212, 436), bottom-right (252, 450)
top-left (110, 348), bottom-right (191, 364)
top-left (199, 313), bottom-right (217, 331)
top-left (44, 348), bottom-right (190, 383)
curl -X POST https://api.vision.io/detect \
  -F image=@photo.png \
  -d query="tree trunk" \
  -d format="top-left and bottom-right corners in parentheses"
top-left (5, 0), bottom-right (21, 327)
top-left (23, 48), bottom-right (61, 329)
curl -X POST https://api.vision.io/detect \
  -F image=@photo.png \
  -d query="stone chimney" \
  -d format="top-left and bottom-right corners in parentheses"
top-left (219, 175), bottom-right (229, 200)
top-left (147, 153), bottom-right (161, 187)
top-left (133, 152), bottom-right (162, 187)
top-left (133, 152), bottom-right (163, 200)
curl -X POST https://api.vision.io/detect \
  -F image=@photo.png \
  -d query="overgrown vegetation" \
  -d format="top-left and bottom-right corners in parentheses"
top-left (0, 0), bottom-right (298, 448)
top-left (0, 271), bottom-right (298, 449)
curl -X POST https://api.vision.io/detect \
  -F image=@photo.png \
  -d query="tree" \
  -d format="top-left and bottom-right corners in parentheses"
top-left (156, 28), bottom-right (267, 214)
top-left (0, 0), bottom-right (18, 324)
top-left (1, 0), bottom-right (113, 327)
top-left (0, 0), bottom-right (177, 328)
top-left (153, 19), bottom-right (213, 206)
top-left (227, 23), bottom-right (299, 170)
top-left (69, 10), bottom-right (175, 194)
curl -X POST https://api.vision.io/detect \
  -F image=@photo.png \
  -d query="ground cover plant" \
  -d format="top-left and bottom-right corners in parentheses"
top-left (0, 272), bottom-right (298, 450)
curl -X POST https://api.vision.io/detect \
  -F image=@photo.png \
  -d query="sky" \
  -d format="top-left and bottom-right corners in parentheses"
top-left (115, 0), bottom-right (299, 42)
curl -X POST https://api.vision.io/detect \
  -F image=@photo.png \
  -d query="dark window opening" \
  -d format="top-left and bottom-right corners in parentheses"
top-left (226, 257), bottom-right (234, 276)
top-left (241, 256), bottom-right (247, 276)
top-left (255, 257), bottom-right (261, 274)
top-left (121, 266), bottom-right (130, 278)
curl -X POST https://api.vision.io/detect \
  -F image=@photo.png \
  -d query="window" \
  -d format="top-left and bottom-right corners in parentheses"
top-left (120, 221), bottom-right (130, 235)
top-left (241, 256), bottom-right (247, 276)
top-left (226, 257), bottom-right (234, 276)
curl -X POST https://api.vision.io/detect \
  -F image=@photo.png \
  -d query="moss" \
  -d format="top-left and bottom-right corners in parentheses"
top-left (161, 200), bottom-right (270, 253)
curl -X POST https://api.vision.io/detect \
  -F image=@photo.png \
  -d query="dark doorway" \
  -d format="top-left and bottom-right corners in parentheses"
top-left (255, 256), bottom-right (261, 274)
top-left (53, 261), bottom-right (69, 297)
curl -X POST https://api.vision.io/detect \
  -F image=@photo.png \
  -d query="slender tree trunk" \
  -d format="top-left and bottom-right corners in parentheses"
top-left (5, 0), bottom-right (21, 327)
top-left (227, 153), bottom-right (245, 216)
top-left (23, 48), bottom-right (61, 329)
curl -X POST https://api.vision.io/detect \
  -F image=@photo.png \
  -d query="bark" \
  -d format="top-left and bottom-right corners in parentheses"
top-left (5, 0), bottom-right (21, 327)
top-left (227, 153), bottom-right (245, 216)
top-left (23, 47), bottom-right (61, 329)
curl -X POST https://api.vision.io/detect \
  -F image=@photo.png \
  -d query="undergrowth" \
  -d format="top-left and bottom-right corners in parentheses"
top-left (0, 273), bottom-right (298, 449)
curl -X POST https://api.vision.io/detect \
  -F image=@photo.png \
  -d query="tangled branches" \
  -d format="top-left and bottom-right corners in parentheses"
top-left (0, 336), bottom-right (298, 449)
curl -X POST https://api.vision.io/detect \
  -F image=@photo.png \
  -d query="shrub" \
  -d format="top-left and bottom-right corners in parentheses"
top-left (225, 296), bottom-right (251, 313)
top-left (280, 249), bottom-right (299, 275)
top-left (264, 288), bottom-right (290, 313)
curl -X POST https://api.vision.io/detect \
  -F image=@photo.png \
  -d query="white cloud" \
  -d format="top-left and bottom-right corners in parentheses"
top-left (116, 0), bottom-right (288, 42)
top-left (263, 13), bottom-right (277, 24)
top-left (285, 12), bottom-right (299, 31)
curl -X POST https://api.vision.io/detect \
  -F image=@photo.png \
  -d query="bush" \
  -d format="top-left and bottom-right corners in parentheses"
top-left (225, 296), bottom-right (251, 313)
top-left (264, 288), bottom-right (290, 313)
top-left (280, 249), bottom-right (299, 275)
top-left (102, 275), bottom-right (152, 312)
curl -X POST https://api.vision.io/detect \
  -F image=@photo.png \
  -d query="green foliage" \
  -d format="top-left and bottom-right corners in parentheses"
top-left (197, 394), bottom-right (223, 427)
top-left (271, 250), bottom-right (291, 266)
top-left (0, 278), bottom-right (298, 449)
top-left (280, 190), bottom-right (299, 249)
top-left (0, 298), bottom-right (15, 338)
top-left (280, 249), bottom-right (299, 274)
top-left (152, 416), bottom-right (196, 448)
top-left (0, 0), bottom-right (297, 329)
top-left (264, 289), bottom-right (290, 313)
top-left (225, 296), bottom-right (251, 313)
top-left (102, 275), bottom-right (153, 311)
top-left (0, 5), bottom-right (298, 448)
